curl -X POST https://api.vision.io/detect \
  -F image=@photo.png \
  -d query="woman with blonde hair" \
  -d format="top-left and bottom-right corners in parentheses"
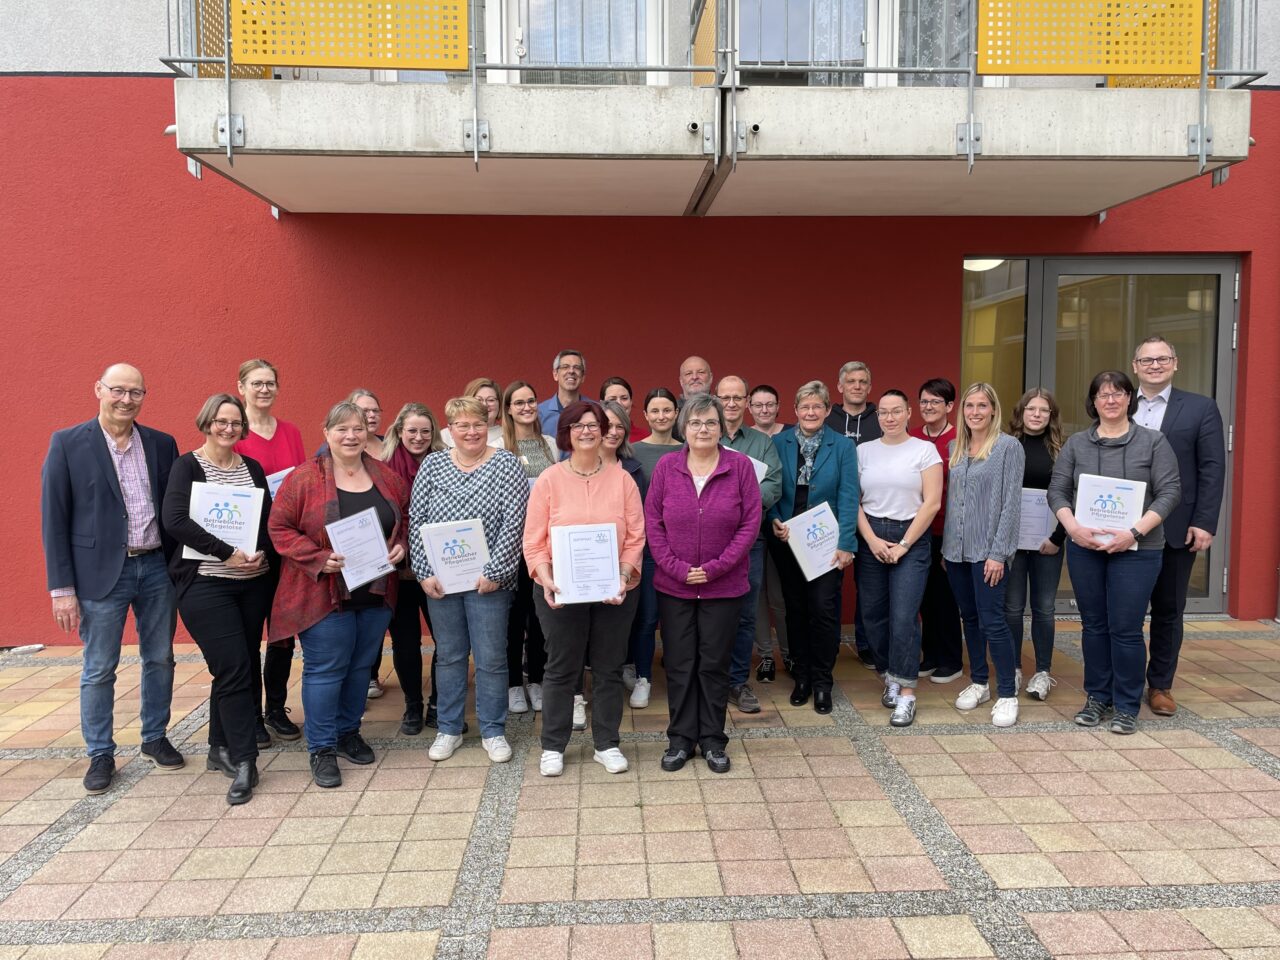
top-left (942, 383), bottom-right (1025, 727)
top-left (442, 378), bottom-right (504, 447)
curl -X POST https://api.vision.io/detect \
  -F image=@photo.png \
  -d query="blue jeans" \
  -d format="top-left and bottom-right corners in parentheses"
top-left (856, 519), bottom-right (930, 688)
top-left (946, 559), bottom-right (1018, 698)
top-left (426, 589), bottom-right (513, 738)
top-left (1066, 544), bottom-right (1163, 716)
top-left (1004, 548), bottom-right (1064, 673)
top-left (78, 551), bottom-right (176, 758)
top-left (729, 540), bottom-right (766, 687)
top-left (626, 550), bottom-right (659, 680)
top-left (298, 606), bottom-right (392, 750)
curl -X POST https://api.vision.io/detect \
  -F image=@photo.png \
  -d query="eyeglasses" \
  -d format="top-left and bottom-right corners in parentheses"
top-left (796, 404), bottom-right (827, 415)
top-left (245, 380), bottom-right (278, 391)
top-left (450, 421), bottom-right (487, 434)
top-left (211, 418), bottom-right (245, 432)
top-left (509, 399), bottom-right (538, 409)
top-left (569, 422), bottom-right (600, 433)
top-left (877, 409), bottom-right (908, 419)
top-left (686, 419), bottom-right (720, 432)
top-left (1095, 391), bottom-right (1128, 403)
top-left (749, 401), bottom-right (778, 410)
top-left (1135, 355), bottom-right (1175, 367)
top-left (918, 399), bottom-right (947, 407)
top-left (359, 407), bottom-right (382, 415)
top-left (556, 364), bottom-right (584, 374)
top-left (403, 428), bottom-right (433, 438)
top-left (100, 383), bottom-right (147, 401)
top-left (717, 395), bottom-right (747, 404)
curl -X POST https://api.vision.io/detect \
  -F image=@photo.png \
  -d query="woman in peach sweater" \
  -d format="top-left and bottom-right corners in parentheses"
top-left (523, 400), bottom-right (645, 778)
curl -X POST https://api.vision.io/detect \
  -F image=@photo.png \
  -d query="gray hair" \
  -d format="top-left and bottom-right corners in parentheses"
top-left (602, 401), bottom-right (636, 460)
top-left (552, 349), bottom-right (586, 375)
top-left (324, 401), bottom-right (368, 432)
top-left (838, 361), bottom-right (870, 382)
top-left (795, 380), bottom-right (831, 408)
top-left (677, 394), bottom-right (727, 436)
top-left (347, 388), bottom-right (381, 406)
top-left (1133, 336), bottom-right (1177, 361)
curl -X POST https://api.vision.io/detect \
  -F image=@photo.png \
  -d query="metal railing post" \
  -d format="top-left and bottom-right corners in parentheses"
top-left (1197, 0), bottom-right (1212, 174)
top-left (472, 0), bottom-right (481, 171)
top-left (224, 0), bottom-right (234, 165)
top-left (965, 0), bottom-right (978, 174)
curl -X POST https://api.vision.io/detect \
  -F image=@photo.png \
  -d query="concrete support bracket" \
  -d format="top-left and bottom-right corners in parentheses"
top-left (464, 120), bottom-right (491, 152)
top-left (217, 114), bottom-right (244, 148)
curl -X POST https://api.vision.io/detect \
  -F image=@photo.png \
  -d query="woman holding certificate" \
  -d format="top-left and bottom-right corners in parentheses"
top-left (646, 396), bottom-right (761, 772)
top-left (769, 381), bottom-right (860, 715)
top-left (409, 397), bottom-right (530, 765)
top-left (268, 401), bottom-right (409, 788)
top-left (942, 383), bottom-right (1024, 728)
top-left (524, 400), bottom-right (645, 778)
top-left (1048, 371), bottom-right (1180, 735)
top-left (162, 393), bottom-right (275, 806)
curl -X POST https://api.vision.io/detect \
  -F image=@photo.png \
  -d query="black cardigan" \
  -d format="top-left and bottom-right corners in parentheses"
top-left (161, 451), bottom-right (277, 600)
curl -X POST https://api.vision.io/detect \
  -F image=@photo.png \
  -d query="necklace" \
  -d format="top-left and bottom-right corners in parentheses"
top-left (335, 457), bottom-right (363, 478)
top-left (923, 422), bottom-right (947, 439)
top-left (567, 457), bottom-right (603, 478)
top-left (200, 446), bottom-right (236, 471)
top-left (688, 452), bottom-right (719, 478)
top-left (454, 447), bottom-right (487, 469)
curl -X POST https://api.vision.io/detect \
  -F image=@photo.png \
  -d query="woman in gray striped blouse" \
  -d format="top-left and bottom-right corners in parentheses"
top-left (941, 384), bottom-right (1026, 728)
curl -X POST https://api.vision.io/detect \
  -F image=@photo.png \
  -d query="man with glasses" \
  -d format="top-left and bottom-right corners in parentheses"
top-left (41, 364), bottom-right (183, 794)
top-left (1132, 337), bottom-right (1225, 717)
top-left (538, 349), bottom-right (586, 440)
top-left (715, 377), bottom-right (782, 712)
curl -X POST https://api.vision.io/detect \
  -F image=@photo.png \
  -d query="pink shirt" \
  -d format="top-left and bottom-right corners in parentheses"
top-left (100, 425), bottom-right (160, 550)
top-left (235, 419), bottom-right (306, 476)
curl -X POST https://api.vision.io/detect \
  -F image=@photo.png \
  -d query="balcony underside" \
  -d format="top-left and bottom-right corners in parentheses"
top-left (176, 80), bottom-right (1250, 216)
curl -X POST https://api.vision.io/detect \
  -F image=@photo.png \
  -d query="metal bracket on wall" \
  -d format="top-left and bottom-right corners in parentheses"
top-left (735, 122), bottom-right (750, 155)
top-left (187, 157), bottom-right (203, 180)
top-left (217, 115), bottom-right (245, 148)
top-left (956, 122), bottom-right (983, 159)
top-left (1212, 166), bottom-right (1229, 187)
top-left (464, 120), bottom-right (491, 153)
top-left (1188, 124), bottom-right (1213, 160)
top-left (701, 123), bottom-right (716, 155)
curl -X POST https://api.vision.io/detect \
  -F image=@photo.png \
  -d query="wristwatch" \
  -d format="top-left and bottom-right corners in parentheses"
top-left (897, 539), bottom-right (910, 549)
top-left (1129, 527), bottom-right (1141, 540)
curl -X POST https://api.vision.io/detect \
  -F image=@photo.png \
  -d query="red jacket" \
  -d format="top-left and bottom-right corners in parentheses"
top-left (267, 454), bottom-right (408, 642)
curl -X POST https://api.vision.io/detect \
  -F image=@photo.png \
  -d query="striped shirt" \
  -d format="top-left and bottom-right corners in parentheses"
top-left (193, 453), bottom-right (267, 581)
top-left (101, 425), bottom-right (160, 551)
top-left (941, 432), bottom-right (1025, 564)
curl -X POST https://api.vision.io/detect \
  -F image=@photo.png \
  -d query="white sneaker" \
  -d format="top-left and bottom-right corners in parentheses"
top-left (622, 664), bottom-right (638, 691)
top-left (527, 682), bottom-right (544, 712)
top-left (508, 685), bottom-right (529, 714)
top-left (955, 683), bottom-right (990, 710)
top-left (482, 735), bottom-right (512, 763)
top-left (540, 750), bottom-right (564, 777)
top-left (572, 695), bottom-right (587, 731)
top-left (593, 748), bottom-right (629, 774)
top-left (366, 678), bottom-right (384, 700)
top-left (630, 678), bottom-right (651, 709)
top-left (992, 697), bottom-right (1019, 728)
top-left (1025, 671), bottom-right (1055, 701)
top-left (428, 733), bottom-right (463, 761)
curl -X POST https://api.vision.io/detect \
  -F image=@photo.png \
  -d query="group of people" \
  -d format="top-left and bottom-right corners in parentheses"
top-left (41, 340), bottom-right (1223, 805)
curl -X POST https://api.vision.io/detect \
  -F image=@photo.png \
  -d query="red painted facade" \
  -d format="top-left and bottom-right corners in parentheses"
top-left (7, 76), bottom-right (1278, 643)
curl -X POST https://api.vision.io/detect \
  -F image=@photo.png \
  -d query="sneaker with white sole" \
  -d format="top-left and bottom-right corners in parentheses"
top-left (367, 678), bottom-right (384, 700)
top-left (527, 682), bottom-right (543, 712)
top-left (508, 686), bottom-right (529, 714)
top-left (572, 695), bottom-right (588, 731)
top-left (540, 750), bottom-right (564, 776)
top-left (890, 696), bottom-right (916, 727)
top-left (593, 748), bottom-right (629, 774)
top-left (991, 697), bottom-right (1019, 728)
top-left (428, 733), bottom-right (463, 761)
top-left (955, 682), bottom-right (990, 710)
top-left (630, 678), bottom-right (651, 709)
top-left (930, 668), bottom-right (963, 684)
top-left (482, 736), bottom-right (512, 762)
top-left (1025, 671), bottom-right (1055, 701)
top-left (881, 682), bottom-right (901, 709)
top-left (622, 664), bottom-right (638, 691)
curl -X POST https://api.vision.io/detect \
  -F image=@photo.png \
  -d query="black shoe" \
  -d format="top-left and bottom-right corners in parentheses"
top-left (1109, 712), bottom-right (1139, 735)
top-left (814, 690), bottom-right (833, 715)
top-left (83, 755), bottom-right (115, 795)
top-left (704, 750), bottom-right (731, 774)
top-left (918, 661), bottom-right (938, 678)
top-left (756, 657), bottom-right (776, 683)
top-left (400, 703), bottom-right (424, 736)
top-left (227, 761), bottom-right (259, 806)
top-left (336, 731), bottom-right (375, 765)
top-left (856, 647), bottom-right (877, 670)
top-left (255, 718), bottom-right (272, 749)
top-left (783, 657), bottom-right (795, 675)
top-left (1074, 696), bottom-right (1114, 728)
top-left (310, 748), bottom-right (342, 788)
top-left (789, 680), bottom-right (812, 706)
top-left (660, 748), bottom-right (690, 772)
top-left (141, 737), bottom-right (185, 769)
top-left (206, 746), bottom-right (237, 778)
top-left (264, 708), bottom-right (301, 741)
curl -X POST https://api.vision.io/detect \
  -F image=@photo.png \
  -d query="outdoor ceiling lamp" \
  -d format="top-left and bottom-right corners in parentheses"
top-left (963, 259), bottom-right (1006, 272)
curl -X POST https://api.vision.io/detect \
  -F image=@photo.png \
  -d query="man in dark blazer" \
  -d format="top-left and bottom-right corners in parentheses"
top-left (41, 363), bottom-right (184, 794)
top-left (1132, 337), bottom-right (1226, 716)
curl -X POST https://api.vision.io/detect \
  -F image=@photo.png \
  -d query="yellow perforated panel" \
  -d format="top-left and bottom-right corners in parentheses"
top-left (230, 0), bottom-right (469, 71)
top-left (197, 0), bottom-right (270, 78)
top-left (978, 0), bottom-right (1203, 75)
top-left (1110, 0), bottom-right (1217, 86)
top-left (693, 0), bottom-right (717, 86)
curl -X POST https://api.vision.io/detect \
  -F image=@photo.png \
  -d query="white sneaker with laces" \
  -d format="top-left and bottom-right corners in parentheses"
top-left (955, 683), bottom-right (990, 710)
top-left (572, 695), bottom-right (588, 731)
top-left (593, 748), bottom-right (629, 774)
top-left (527, 682), bottom-right (544, 712)
top-left (366, 678), bottom-right (384, 700)
top-left (540, 750), bottom-right (564, 777)
top-left (428, 733), bottom-right (463, 761)
top-left (622, 664), bottom-right (638, 691)
top-left (991, 697), bottom-right (1019, 728)
top-left (1025, 671), bottom-right (1055, 701)
top-left (508, 685), bottom-right (529, 714)
top-left (630, 678), bottom-right (651, 709)
top-left (482, 735), bottom-right (512, 762)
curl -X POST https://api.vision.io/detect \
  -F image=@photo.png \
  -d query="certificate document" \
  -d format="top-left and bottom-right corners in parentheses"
top-left (551, 523), bottom-right (621, 604)
top-left (746, 456), bottom-right (768, 485)
top-left (1073, 473), bottom-right (1147, 551)
top-left (325, 507), bottom-right (395, 590)
top-left (182, 482), bottom-right (264, 561)
top-left (783, 501), bottom-right (841, 582)
top-left (420, 519), bottom-right (491, 594)
top-left (266, 467), bottom-right (295, 500)
top-left (1017, 488), bottom-right (1056, 552)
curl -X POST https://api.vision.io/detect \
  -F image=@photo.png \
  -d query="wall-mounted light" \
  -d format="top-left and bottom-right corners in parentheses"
top-left (963, 259), bottom-right (1006, 272)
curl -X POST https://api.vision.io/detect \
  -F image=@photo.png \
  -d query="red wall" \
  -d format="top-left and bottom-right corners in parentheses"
top-left (5, 76), bottom-right (1278, 644)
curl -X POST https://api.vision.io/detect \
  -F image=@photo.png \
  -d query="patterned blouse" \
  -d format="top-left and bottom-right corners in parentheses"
top-left (408, 449), bottom-right (530, 590)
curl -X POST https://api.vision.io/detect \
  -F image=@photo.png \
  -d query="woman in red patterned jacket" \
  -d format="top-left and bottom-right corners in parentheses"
top-left (268, 401), bottom-right (408, 789)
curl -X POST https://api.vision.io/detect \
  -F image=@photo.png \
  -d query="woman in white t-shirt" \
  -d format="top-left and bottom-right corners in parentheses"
top-left (855, 390), bottom-right (944, 727)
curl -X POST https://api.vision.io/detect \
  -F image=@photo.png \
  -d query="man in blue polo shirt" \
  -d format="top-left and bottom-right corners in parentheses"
top-left (537, 349), bottom-right (586, 440)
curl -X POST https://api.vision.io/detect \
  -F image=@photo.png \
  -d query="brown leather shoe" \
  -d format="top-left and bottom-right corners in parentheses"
top-left (1147, 688), bottom-right (1177, 716)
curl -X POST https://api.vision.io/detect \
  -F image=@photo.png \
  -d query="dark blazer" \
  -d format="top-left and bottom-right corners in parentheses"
top-left (1157, 388), bottom-right (1226, 546)
top-left (768, 425), bottom-right (861, 553)
top-left (41, 418), bottom-right (180, 601)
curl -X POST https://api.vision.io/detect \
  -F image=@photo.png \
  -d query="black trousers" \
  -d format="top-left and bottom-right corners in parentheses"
top-left (919, 536), bottom-right (964, 673)
top-left (774, 544), bottom-right (844, 692)
top-left (178, 574), bottom-right (273, 763)
top-left (377, 578), bottom-right (434, 707)
top-left (658, 593), bottom-right (741, 753)
top-left (1147, 544), bottom-right (1198, 690)
top-left (263, 637), bottom-right (294, 713)
top-left (507, 560), bottom-right (547, 686)
top-left (534, 589), bottom-right (638, 752)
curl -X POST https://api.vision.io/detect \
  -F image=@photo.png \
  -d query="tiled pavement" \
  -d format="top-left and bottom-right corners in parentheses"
top-left (1, 620), bottom-right (1279, 958)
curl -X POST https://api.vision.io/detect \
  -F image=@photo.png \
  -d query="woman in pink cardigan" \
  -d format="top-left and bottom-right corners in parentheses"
top-left (645, 395), bottom-right (761, 774)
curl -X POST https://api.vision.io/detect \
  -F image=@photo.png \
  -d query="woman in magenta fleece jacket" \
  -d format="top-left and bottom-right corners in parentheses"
top-left (645, 395), bottom-right (762, 775)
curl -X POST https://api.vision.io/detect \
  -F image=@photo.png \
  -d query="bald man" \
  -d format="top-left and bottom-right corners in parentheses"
top-left (42, 364), bottom-right (182, 794)
top-left (674, 355), bottom-right (713, 442)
